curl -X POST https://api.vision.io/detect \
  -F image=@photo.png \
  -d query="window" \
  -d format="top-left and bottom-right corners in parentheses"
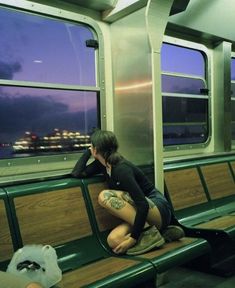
top-left (231, 57), bottom-right (235, 141)
top-left (161, 43), bottom-right (208, 146)
top-left (0, 7), bottom-right (99, 160)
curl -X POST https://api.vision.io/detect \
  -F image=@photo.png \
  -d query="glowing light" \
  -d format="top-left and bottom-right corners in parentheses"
top-left (115, 81), bottom-right (152, 92)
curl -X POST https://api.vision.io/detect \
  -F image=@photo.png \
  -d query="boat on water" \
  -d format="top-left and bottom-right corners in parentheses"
top-left (12, 129), bottom-right (91, 153)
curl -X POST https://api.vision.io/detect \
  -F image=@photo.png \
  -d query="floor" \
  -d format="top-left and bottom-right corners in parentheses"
top-left (158, 266), bottom-right (235, 288)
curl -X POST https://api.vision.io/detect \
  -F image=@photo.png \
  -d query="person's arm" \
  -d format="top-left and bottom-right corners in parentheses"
top-left (71, 149), bottom-right (103, 178)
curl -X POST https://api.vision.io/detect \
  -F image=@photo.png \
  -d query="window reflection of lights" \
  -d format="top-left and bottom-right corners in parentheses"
top-left (115, 81), bottom-right (152, 91)
top-left (33, 60), bottom-right (42, 63)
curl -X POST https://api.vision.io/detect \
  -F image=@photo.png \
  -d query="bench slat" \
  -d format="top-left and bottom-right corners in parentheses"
top-left (230, 161), bottom-right (235, 179)
top-left (61, 257), bottom-right (143, 288)
top-left (200, 163), bottom-right (235, 200)
top-left (14, 187), bottom-right (92, 246)
top-left (195, 215), bottom-right (235, 230)
top-left (0, 200), bottom-right (14, 261)
top-left (165, 168), bottom-right (207, 210)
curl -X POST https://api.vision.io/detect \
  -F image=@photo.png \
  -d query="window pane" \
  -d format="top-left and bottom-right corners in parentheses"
top-left (231, 82), bottom-right (235, 98)
top-left (161, 43), bottom-right (205, 77)
top-left (163, 97), bottom-right (208, 145)
top-left (0, 7), bottom-right (96, 86)
top-left (0, 86), bottom-right (98, 159)
top-left (163, 124), bottom-right (207, 145)
top-left (162, 75), bottom-right (205, 94)
top-left (231, 58), bottom-right (235, 81)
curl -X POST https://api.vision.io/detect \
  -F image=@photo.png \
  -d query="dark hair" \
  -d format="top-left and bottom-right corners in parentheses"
top-left (90, 130), bottom-right (122, 165)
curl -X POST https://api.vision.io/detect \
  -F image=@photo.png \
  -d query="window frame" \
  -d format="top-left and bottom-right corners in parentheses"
top-left (0, 2), bottom-right (106, 181)
top-left (162, 36), bottom-right (211, 152)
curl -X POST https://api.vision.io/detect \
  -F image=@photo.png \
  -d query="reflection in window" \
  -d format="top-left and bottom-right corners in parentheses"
top-left (231, 58), bottom-right (235, 140)
top-left (0, 7), bottom-right (98, 159)
top-left (161, 43), bottom-right (208, 146)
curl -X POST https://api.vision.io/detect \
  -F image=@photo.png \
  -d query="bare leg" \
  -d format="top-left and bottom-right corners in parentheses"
top-left (27, 284), bottom-right (43, 288)
top-left (98, 190), bottom-right (163, 249)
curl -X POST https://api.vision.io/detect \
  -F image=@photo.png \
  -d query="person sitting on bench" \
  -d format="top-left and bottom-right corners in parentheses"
top-left (72, 129), bottom-right (184, 255)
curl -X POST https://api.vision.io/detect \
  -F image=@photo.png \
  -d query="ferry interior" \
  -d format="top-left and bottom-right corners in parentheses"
top-left (0, 0), bottom-right (235, 287)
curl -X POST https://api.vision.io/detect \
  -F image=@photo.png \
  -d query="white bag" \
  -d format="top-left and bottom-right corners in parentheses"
top-left (7, 244), bottom-right (62, 288)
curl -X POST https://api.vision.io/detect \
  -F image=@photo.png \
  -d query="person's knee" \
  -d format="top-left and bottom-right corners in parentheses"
top-left (107, 233), bottom-right (121, 249)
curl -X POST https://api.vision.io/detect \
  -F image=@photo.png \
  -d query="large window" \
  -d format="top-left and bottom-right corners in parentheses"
top-left (161, 43), bottom-right (208, 146)
top-left (231, 57), bottom-right (235, 141)
top-left (0, 6), bottom-right (99, 159)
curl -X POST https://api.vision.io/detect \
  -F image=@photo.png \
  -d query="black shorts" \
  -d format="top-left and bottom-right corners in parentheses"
top-left (147, 189), bottom-right (172, 231)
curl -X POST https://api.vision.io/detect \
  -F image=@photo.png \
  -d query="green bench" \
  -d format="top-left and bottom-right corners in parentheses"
top-left (1, 154), bottom-right (234, 285)
top-left (82, 177), bottom-right (211, 278)
top-left (164, 156), bottom-right (235, 275)
top-left (0, 189), bottom-right (15, 270)
top-left (199, 161), bottom-right (235, 215)
top-left (3, 178), bottom-right (156, 288)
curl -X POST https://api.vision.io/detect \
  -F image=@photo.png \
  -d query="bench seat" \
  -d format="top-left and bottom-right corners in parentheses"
top-left (61, 257), bottom-right (153, 288)
top-left (164, 166), bottom-right (235, 239)
top-left (4, 178), bottom-right (155, 287)
top-left (164, 161), bottom-right (235, 273)
top-left (200, 162), bottom-right (235, 215)
top-left (82, 177), bottom-right (211, 276)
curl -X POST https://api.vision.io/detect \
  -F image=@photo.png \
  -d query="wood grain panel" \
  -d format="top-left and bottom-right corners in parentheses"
top-left (14, 187), bottom-right (92, 246)
top-left (231, 161), bottom-right (235, 176)
top-left (61, 257), bottom-right (140, 288)
top-left (195, 215), bottom-right (235, 229)
top-left (87, 182), bottom-right (122, 232)
top-left (201, 163), bottom-right (235, 200)
top-left (0, 200), bottom-right (14, 261)
top-left (165, 168), bottom-right (207, 211)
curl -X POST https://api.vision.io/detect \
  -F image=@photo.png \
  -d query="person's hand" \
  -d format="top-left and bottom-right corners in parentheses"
top-left (113, 236), bottom-right (137, 254)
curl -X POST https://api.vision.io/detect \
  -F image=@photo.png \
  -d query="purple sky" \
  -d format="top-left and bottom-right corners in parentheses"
top-left (0, 7), bottom-right (98, 143)
top-left (0, 6), bottom-right (209, 146)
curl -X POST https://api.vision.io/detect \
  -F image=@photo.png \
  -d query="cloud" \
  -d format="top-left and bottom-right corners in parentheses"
top-left (0, 61), bottom-right (22, 79)
top-left (0, 95), bottom-right (97, 143)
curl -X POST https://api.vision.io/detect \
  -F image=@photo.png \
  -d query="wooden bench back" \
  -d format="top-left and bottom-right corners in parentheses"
top-left (0, 197), bottom-right (14, 261)
top-left (86, 182), bottom-right (122, 232)
top-left (200, 163), bottom-right (235, 200)
top-left (164, 167), bottom-right (208, 211)
top-left (12, 186), bottom-right (92, 246)
top-left (230, 161), bottom-right (235, 178)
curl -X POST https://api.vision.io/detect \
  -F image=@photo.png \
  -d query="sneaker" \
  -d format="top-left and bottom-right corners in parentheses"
top-left (161, 225), bottom-right (185, 242)
top-left (126, 226), bottom-right (165, 255)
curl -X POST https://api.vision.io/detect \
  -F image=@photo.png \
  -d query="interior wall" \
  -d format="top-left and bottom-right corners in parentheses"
top-left (110, 8), bottom-right (153, 165)
top-left (169, 0), bottom-right (235, 42)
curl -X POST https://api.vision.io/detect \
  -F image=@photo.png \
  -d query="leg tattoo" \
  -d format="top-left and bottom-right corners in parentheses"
top-left (121, 192), bottom-right (135, 206)
top-left (103, 190), bottom-right (126, 210)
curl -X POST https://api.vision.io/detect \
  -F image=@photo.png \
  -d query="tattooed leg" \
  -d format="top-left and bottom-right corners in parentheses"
top-left (98, 189), bottom-right (164, 250)
top-left (122, 191), bottom-right (155, 210)
top-left (102, 190), bottom-right (126, 210)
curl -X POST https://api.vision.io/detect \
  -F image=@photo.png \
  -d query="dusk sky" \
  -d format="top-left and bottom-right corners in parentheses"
top-left (0, 6), bottom-right (97, 143)
top-left (0, 6), bottom-right (212, 149)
